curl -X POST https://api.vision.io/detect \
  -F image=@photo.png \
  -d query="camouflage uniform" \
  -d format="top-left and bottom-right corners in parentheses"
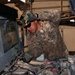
top-left (27, 10), bottom-right (68, 60)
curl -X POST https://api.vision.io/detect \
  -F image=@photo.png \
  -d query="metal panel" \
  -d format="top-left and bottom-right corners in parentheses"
top-left (68, 0), bottom-right (75, 15)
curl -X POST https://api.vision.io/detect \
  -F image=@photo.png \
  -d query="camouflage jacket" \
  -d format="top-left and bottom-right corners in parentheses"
top-left (27, 10), bottom-right (68, 60)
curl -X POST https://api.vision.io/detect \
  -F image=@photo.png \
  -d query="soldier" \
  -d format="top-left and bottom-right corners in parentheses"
top-left (22, 10), bottom-right (68, 61)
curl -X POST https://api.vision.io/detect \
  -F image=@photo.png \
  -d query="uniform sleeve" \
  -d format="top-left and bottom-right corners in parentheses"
top-left (38, 10), bottom-right (61, 26)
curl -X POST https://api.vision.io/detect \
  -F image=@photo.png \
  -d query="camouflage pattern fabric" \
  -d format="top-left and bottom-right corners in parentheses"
top-left (27, 10), bottom-right (68, 60)
top-left (38, 10), bottom-right (61, 26)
